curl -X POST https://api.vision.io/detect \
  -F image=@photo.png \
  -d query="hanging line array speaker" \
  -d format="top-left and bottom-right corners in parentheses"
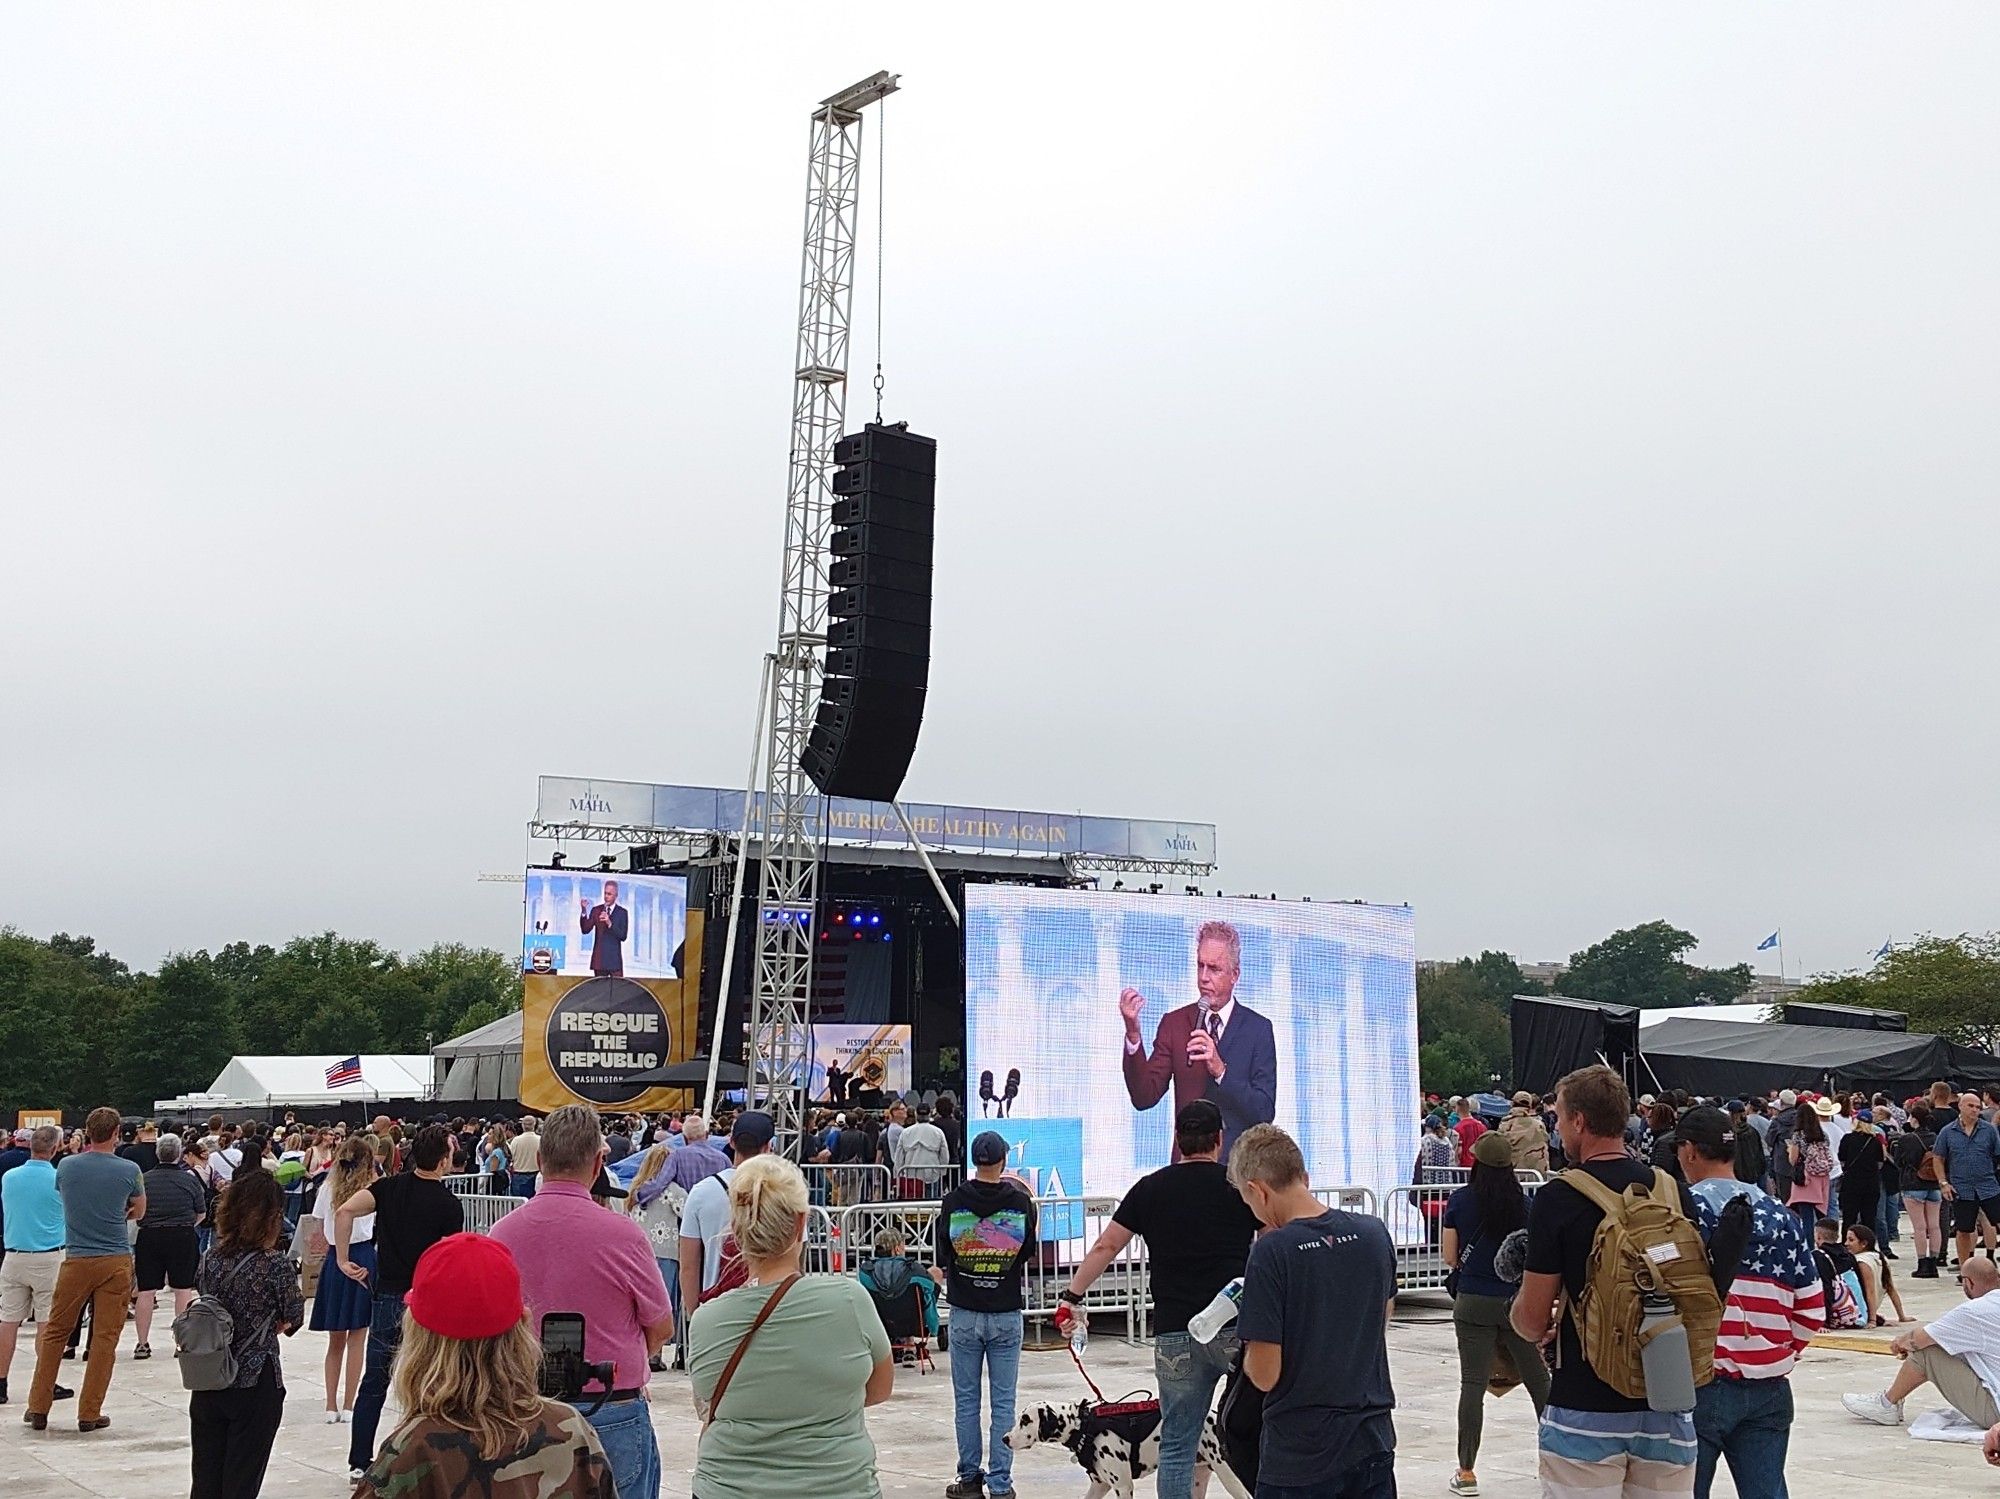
top-left (802, 421), bottom-right (935, 801)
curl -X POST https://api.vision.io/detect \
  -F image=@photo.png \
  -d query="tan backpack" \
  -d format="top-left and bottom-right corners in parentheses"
top-left (1560, 1168), bottom-right (1722, 1400)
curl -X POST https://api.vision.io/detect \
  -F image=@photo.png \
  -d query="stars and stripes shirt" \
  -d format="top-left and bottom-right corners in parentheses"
top-left (1688, 1178), bottom-right (1826, 1379)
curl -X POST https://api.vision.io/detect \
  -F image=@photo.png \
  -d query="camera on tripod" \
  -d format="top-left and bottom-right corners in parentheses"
top-left (538, 1313), bottom-right (616, 1414)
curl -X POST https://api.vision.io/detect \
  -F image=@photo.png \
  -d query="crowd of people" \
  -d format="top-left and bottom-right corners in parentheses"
top-left (9, 1073), bottom-right (2000, 1498)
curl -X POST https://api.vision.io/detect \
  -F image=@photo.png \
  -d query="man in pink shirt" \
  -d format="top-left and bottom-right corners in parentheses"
top-left (490, 1104), bottom-right (671, 1499)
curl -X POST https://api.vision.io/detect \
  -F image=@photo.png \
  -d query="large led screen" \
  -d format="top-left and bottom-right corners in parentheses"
top-left (523, 869), bottom-right (687, 980)
top-left (965, 888), bottom-right (1417, 1217)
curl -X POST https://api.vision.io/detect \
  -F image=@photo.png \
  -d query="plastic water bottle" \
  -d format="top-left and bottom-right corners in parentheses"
top-left (1189, 1277), bottom-right (1244, 1344)
top-left (1638, 1294), bottom-right (1697, 1413)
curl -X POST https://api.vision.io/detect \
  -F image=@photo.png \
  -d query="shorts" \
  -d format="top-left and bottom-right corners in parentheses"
top-left (135, 1225), bottom-right (201, 1291)
top-left (0, 1249), bottom-right (61, 1323)
top-left (1903, 1186), bottom-right (1942, 1203)
top-left (1952, 1196), bottom-right (2000, 1234)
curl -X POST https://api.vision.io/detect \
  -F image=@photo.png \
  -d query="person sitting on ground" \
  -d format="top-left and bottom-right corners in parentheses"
top-left (858, 1227), bottom-right (939, 1346)
top-left (687, 1154), bottom-right (893, 1499)
top-left (353, 1233), bottom-right (615, 1499)
top-left (1845, 1224), bottom-right (1912, 1328)
top-left (1844, 1254), bottom-right (2000, 1427)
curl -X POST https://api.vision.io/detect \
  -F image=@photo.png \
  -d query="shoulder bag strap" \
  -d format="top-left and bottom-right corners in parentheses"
top-left (703, 1274), bottom-right (801, 1432)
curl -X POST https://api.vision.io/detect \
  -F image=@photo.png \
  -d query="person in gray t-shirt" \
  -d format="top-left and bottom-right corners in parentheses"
top-left (135, 1136), bottom-right (207, 1356)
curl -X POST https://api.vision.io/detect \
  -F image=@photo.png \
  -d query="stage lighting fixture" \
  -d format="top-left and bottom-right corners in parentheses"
top-left (1147, 883), bottom-right (1163, 895)
top-left (852, 929), bottom-right (863, 940)
top-left (550, 852), bottom-right (567, 869)
top-left (869, 913), bottom-right (881, 926)
top-left (1113, 880), bottom-right (1125, 891)
top-left (594, 854), bottom-right (616, 872)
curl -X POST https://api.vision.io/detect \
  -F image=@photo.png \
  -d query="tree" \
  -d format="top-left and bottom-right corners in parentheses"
top-left (405, 943), bottom-right (522, 1048)
top-left (1793, 934), bottom-right (2000, 1050)
top-left (1421, 1034), bottom-right (1489, 1098)
top-left (1416, 963), bottom-right (1511, 1089)
top-left (112, 953), bottom-right (241, 1110)
top-left (0, 931), bottom-right (118, 1112)
top-left (1563, 921), bottom-right (1752, 1009)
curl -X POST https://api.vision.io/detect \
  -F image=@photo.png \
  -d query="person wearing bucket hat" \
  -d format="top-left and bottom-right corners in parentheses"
top-left (1442, 1129), bottom-right (1549, 1495)
top-left (353, 1233), bottom-right (615, 1499)
top-left (1499, 1092), bottom-right (1551, 1175)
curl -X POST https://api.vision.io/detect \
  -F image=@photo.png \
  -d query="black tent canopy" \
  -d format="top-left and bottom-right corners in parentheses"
top-left (1511, 995), bottom-right (1642, 1096)
top-left (1638, 1016), bottom-right (2000, 1098)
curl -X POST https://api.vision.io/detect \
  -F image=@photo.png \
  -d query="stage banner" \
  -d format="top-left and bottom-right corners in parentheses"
top-left (520, 909), bottom-right (703, 1113)
top-left (523, 869), bottom-right (687, 979)
top-left (965, 888), bottom-right (1417, 1221)
top-left (809, 1025), bottom-right (912, 1104)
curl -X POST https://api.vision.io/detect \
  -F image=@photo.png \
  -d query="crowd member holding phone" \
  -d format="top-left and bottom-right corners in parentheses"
top-left (353, 1233), bottom-right (616, 1499)
top-left (491, 1104), bottom-right (672, 1499)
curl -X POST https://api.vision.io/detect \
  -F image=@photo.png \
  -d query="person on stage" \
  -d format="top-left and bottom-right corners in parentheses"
top-left (579, 881), bottom-right (629, 977)
top-left (1119, 920), bottom-right (1277, 1155)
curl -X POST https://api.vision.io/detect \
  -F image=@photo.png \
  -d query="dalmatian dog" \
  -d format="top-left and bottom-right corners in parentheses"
top-left (1005, 1400), bottom-right (1250, 1499)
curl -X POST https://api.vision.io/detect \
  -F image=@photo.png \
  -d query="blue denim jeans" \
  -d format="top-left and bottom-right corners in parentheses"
top-left (585, 1395), bottom-right (661, 1499)
top-left (1155, 1329), bottom-right (1238, 1499)
top-left (1694, 1375), bottom-right (1792, 1499)
top-left (1257, 1453), bottom-right (1396, 1499)
top-left (510, 1173), bottom-right (538, 1199)
top-left (949, 1308), bottom-right (1022, 1492)
top-left (1877, 1191), bottom-right (1901, 1245)
top-left (347, 1291), bottom-right (406, 1470)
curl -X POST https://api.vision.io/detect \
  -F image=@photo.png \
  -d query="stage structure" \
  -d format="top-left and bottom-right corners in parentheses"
top-left (732, 71), bottom-right (900, 1154)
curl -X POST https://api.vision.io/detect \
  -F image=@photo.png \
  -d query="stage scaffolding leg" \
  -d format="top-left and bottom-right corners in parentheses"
top-left (705, 653), bottom-right (773, 1118)
top-left (749, 73), bottom-right (898, 1158)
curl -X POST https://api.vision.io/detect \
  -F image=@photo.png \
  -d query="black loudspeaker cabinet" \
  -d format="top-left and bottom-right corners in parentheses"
top-left (805, 421), bottom-right (937, 802)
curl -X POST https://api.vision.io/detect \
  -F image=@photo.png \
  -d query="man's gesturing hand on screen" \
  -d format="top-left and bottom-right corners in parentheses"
top-left (1119, 987), bottom-right (1145, 1047)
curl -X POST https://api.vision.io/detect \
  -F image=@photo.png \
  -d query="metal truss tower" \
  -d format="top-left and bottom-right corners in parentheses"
top-left (749, 71), bottom-right (899, 1156)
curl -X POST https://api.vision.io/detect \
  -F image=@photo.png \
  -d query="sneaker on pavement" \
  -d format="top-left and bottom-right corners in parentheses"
top-left (1842, 1391), bottom-right (1904, 1426)
top-left (943, 1480), bottom-right (985, 1499)
top-left (1450, 1472), bottom-right (1481, 1496)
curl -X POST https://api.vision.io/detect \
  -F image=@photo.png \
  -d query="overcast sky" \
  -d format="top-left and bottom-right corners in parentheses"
top-left (4, 6), bottom-right (1996, 981)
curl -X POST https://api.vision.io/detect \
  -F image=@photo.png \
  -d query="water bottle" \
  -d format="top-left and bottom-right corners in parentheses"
top-left (1638, 1293), bottom-right (1697, 1413)
top-left (1189, 1277), bottom-right (1244, 1344)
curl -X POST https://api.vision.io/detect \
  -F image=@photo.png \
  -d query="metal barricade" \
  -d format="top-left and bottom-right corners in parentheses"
top-left (801, 1205), bottom-right (842, 1275)
top-left (1313, 1184), bottom-right (1380, 1217)
top-left (802, 1163), bottom-right (895, 1210)
top-left (457, 1192), bottom-right (523, 1235)
top-left (1382, 1172), bottom-right (1546, 1295)
top-left (442, 1173), bottom-right (491, 1195)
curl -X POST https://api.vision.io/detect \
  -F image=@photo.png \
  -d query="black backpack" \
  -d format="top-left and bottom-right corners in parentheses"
top-left (1216, 1345), bottom-right (1264, 1491)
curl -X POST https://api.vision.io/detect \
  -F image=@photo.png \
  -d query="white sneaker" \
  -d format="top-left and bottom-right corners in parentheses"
top-left (338, 1409), bottom-right (353, 1424)
top-left (324, 1410), bottom-right (340, 1424)
top-left (349, 1469), bottom-right (367, 1482)
top-left (1842, 1391), bottom-right (1904, 1425)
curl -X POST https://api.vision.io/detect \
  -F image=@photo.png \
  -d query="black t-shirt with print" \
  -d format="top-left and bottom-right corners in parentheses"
top-left (1112, 1161), bottom-right (1260, 1334)
top-left (1523, 1159), bottom-right (1704, 1413)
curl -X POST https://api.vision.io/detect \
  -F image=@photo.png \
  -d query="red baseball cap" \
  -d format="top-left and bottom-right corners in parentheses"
top-left (405, 1233), bottom-right (526, 1341)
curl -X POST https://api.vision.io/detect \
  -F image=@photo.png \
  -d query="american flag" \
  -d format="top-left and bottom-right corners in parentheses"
top-left (325, 1056), bottom-right (363, 1088)
top-left (1689, 1181), bottom-right (1826, 1378)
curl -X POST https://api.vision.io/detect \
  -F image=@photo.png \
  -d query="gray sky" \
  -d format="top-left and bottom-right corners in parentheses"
top-left (4, 5), bottom-right (1996, 981)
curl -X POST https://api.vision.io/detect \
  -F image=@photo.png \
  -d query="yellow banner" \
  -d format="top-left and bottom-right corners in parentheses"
top-left (520, 911), bottom-right (702, 1113)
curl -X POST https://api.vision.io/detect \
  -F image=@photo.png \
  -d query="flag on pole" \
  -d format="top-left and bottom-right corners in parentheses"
top-left (325, 1056), bottom-right (363, 1088)
top-left (1756, 931), bottom-right (1780, 951)
top-left (1873, 939), bottom-right (1892, 961)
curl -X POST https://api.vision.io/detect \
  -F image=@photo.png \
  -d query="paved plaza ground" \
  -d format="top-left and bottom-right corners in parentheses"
top-left (1, 1272), bottom-right (1993, 1498)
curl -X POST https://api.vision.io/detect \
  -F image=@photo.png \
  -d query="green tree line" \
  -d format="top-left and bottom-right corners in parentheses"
top-left (1417, 921), bottom-right (1756, 1097)
top-left (0, 929), bottom-right (521, 1114)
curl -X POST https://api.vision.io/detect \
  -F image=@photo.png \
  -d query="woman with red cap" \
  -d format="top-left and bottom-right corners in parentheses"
top-left (352, 1233), bottom-right (615, 1499)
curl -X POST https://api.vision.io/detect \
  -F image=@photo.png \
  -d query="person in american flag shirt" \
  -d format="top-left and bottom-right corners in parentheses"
top-left (1675, 1105), bottom-right (1826, 1499)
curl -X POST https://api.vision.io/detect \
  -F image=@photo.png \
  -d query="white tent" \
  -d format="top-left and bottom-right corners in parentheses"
top-left (431, 1011), bottom-right (524, 1103)
top-left (1637, 1004), bottom-right (1773, 1031)
top-left (154, 1054), bottom-right (434, 1113)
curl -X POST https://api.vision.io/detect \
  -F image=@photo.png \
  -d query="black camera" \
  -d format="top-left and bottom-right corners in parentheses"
top-left (538, 1313), bottom-right (616, 1413)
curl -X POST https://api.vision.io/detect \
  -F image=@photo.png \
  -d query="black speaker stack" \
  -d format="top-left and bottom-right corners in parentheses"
top-left (802, 421), bottom-right (936, 802)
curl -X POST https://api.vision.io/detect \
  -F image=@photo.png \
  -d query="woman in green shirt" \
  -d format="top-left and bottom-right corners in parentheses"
top-left (687, 1155), bottom-right (893, 1499)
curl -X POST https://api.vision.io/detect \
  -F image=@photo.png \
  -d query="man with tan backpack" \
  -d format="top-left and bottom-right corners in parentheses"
top-left (1510, 1066), bottom-right (1750, 1499)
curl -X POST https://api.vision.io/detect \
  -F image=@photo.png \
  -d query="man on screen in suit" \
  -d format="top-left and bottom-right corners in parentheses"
top-left (579, 880), bottom-right (629, 977)
top-left (1120, 919), bottom-right (1278, 1155)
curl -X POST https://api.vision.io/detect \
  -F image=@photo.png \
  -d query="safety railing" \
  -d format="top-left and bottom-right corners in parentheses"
top-left (456, 1192), bottom-right (524, 1235)
top-left (442, 1173), bottom-right (494, 1195)
top-left (1313, 1184), bottom-right (1380, 1217)
top-left (802, 1163), bottom-right (895, 1209)
top-left (1381, 1171), bottom-right (1546, 1295)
